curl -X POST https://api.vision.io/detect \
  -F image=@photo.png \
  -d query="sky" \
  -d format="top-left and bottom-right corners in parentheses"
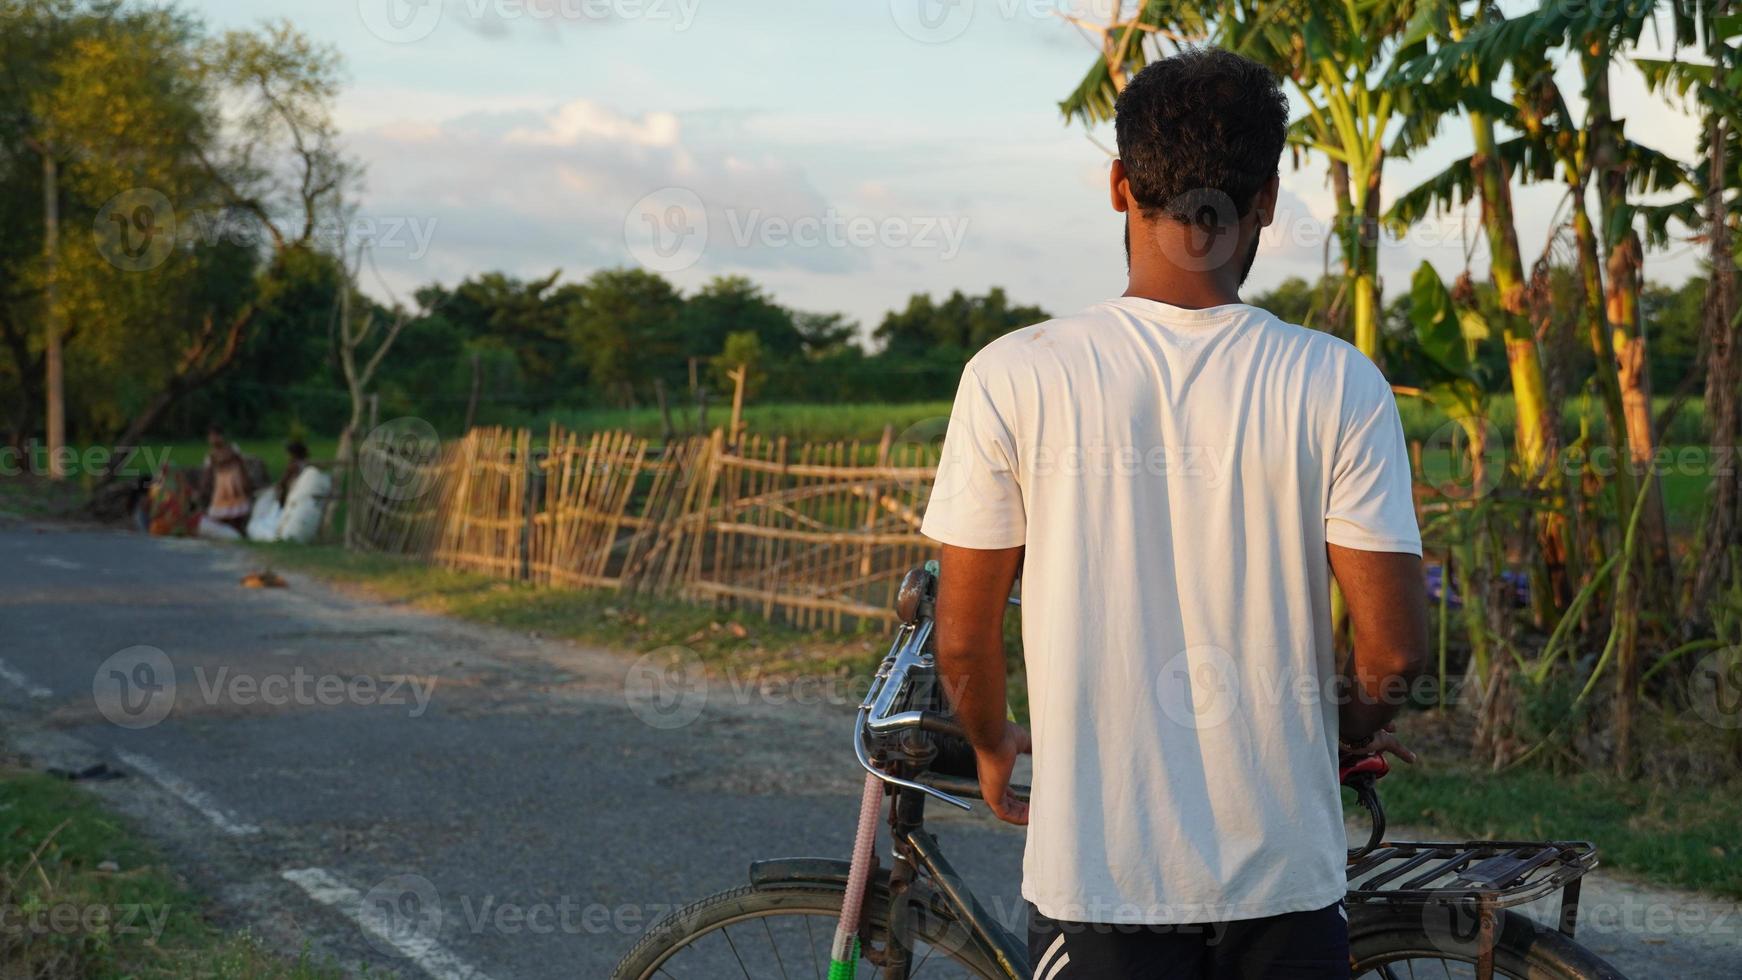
top-left (188, 0), bottom-right (1709, 338)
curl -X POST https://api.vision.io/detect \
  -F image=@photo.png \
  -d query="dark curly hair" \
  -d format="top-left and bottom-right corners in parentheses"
top-left (1114, 47), bottom-right (1289, 226)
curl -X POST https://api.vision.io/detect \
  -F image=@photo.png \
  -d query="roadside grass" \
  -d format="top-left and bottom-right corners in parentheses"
top-left (0, 763), bottom-right (346, 978)
top-left (0, 475), bottom-right (87, 520)
top-left (246, 543), bottom-right (892, 678)
top-left (1367, 761), bottom-right (1742, 898)
top-left (244, 542), bottom-right (1033, 725)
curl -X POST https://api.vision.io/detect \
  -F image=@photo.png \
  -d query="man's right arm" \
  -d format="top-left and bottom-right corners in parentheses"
top-left (1328, 544), bottom-right (1428, 743)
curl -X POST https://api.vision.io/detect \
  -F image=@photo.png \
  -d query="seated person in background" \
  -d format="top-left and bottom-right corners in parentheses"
top-left (199, 424), bottom-right (253, 533)
top-left (276, 440), bottom-right (310, 506)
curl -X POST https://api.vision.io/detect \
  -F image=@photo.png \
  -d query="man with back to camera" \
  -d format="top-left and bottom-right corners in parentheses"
top-left (920, 48), bottom-right (1429, 978)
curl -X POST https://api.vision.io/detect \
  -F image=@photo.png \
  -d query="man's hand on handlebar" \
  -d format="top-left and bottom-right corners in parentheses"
top-left (976, 720), bottom-right (1031, 826)
top-left (1341, 722), bottom-right (1417, 765)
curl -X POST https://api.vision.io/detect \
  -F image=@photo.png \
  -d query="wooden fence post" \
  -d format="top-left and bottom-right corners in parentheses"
top-left (520, 431), bottom-right (536, 582)
top-left (727, 367), bottom-right (746, 447)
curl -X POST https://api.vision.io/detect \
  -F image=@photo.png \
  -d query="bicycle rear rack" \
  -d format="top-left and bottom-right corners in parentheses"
top-left (1345, 838), bottom-right (1598, 980)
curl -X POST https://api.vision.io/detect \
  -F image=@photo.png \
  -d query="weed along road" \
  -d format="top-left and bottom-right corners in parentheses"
top-left (0, 522), bottom-right (1737, 978)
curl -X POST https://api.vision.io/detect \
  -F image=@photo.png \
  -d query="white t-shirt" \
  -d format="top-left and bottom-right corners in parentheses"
top-left (920, 297), bottom-right (1421, 924)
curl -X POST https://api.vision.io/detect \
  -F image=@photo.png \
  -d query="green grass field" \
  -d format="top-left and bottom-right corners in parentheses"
top-left (529, 393), bottom-right (1708, 448)
top-left (1373, 763), bottom-right (1742, 897)
top-left (149, 436), bottom-right (341, 483)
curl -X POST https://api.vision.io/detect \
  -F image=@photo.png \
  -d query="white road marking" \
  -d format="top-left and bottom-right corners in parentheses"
top-left (114, 750), bottom-right (260, 836)
top-left (0, 658), bottom-right (52, 698)
top-left (27, 555), bottom-right (82, 570)
top-left (281, 868), bottom-right (492, 980)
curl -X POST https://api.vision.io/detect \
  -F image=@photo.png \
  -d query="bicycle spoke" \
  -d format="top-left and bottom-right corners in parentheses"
top-left (910, 938), bottom-right (937, 976)
top-left (762, 916), bottom-right (791, 980)
top-left (632, 906), bottom-right (996, 979)
top-left (720, 924), bottom-right (752, 978)
top-left (803, 915), bottom-right (822, 979)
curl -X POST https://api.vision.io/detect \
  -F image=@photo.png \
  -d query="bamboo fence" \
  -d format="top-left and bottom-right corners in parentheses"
top-left (345, 424), bottom-right (940, 629)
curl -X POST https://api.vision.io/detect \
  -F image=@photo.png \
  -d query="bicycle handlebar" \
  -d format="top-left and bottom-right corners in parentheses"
top-left (854, 617), bottom-right (979, 810)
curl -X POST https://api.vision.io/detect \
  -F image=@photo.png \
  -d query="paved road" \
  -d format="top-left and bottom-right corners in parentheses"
top-left (0, 522), bottom-right (1737, 978)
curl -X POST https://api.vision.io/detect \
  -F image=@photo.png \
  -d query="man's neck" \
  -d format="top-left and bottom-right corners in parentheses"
top-left (1123, 215), bottom-right (1253, 309)
top-left (1122, 270), bottom-right (1243, 310)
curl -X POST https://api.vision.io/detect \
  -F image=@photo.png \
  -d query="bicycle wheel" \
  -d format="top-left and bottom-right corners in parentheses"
top-left (1350, 906), bottom-right (1626, 979)
top-left (612, 882), bottom-right (1004, 979)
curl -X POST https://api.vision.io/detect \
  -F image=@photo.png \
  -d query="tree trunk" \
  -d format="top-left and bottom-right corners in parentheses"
top-left (1590, 56), bottom-right (1673, 582)
top-left (1693, 44), bottom-right (1742, 617)
top-left (0, 312), bottom-right (43, 455)
top-left (464, 351), bottom-right (481, 433)
top-left (1349, 164), bottom-right (1384, 361)
top-left (102, 306), bottom-right (257, 480)
top-left (42, 151), bottom-right (65, 479)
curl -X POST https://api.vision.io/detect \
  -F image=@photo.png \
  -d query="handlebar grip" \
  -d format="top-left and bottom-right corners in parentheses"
top-left (1339, 752), bottom-right (1389, 786)
top-left (918, 711), bottom-right (967, 740)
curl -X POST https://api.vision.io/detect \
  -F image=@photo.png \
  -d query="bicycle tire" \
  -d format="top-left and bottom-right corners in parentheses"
top-left (612, 882), bottom-right (1005, 980)
top-left (1349, 906), bottom-right (1627, 979)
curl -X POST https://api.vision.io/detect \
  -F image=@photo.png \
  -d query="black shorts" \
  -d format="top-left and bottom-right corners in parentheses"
top-left (1027, 901), bottom-right (1349, 979)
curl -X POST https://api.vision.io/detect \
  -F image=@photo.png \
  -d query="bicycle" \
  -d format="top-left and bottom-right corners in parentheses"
top-left (614, 565), bottom-right (1624, 979)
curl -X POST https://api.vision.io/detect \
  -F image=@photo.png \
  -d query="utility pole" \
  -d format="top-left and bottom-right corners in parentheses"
top-left (42, 151), bottom-right (65, 479)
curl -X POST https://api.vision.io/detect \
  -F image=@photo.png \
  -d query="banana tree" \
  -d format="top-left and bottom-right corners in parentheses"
top-left (1396, 0), bottom-right (1692, 543)
top-left (1059, 0), bottom-right (1427, 361)
top-left (1404, 262), bottom-right (1501, 688)
top-left (1386, 2), bottom-right (1561, 486)
top-left (1636, 2), bottom-right (1742, 616)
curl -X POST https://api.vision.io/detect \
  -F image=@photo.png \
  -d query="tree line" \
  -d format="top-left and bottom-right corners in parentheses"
top-left (0, 3), bottom-right (1060, 451)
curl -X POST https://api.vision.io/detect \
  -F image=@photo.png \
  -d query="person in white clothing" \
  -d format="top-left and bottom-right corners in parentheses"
top-left (921, 47), bottom-right (1429, 979)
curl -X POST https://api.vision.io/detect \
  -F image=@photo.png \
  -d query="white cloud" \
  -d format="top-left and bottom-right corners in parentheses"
top-left (505, 101), bottom-right (681, 146)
